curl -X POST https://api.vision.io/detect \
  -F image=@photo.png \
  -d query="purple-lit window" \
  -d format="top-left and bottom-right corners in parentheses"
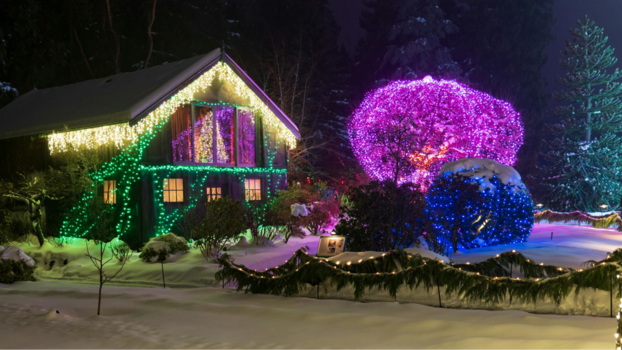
top-left (171, 106), bottom-right (192, 162)
top-left (237, 109), bottom-right (256, 165)
top-left (215, 108), bottom-right (235, 164)
top-left (173, 105), bottom-right (258, 167)
top-left (194, 107), bottom-right (214, 164)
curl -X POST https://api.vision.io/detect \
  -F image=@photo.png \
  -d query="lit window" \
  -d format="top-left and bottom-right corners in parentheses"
top-left (237, 109), bottom-right (256, 165)
top-left (103, 180), bottom-right (116, 204)
top-left (163, 178), bottom-right (184, 203)
top-left (206, 187), bottom-right (222, 202)
top-left (244, 179), bottom-right (261, 201)
top-left (215, 108), bottom-right (234, 164)
top-left (194, 108), bottom-right (214, 163)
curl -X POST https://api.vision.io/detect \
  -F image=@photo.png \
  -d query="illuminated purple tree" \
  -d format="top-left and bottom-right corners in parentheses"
top-left (348, 76), bottom-right (523, 188)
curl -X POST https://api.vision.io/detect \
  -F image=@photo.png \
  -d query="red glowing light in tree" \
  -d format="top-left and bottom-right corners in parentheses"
top-left (348, 76), bottom-right (523, 187)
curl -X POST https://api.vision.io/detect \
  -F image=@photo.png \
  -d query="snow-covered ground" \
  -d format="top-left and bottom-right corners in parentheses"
top-left (15, 233), bottom-right (323, 288)
top-left (0, 222), bottom-right (620, 348)
top-left (0, 280), bottom-right (613, 348)
top-left (452, 223), bottom-right (622, 269)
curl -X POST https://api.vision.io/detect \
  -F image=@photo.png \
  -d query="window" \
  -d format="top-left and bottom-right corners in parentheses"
top-left (244, 179), bottom-right (261, 201)
top-left (171, 106), bottom-right (192, 162)
top-left (194, 107), bottom-right (214, 163)
top-left (237, 109), bottom-right (256, 165)
top-left (163, 178), bottom-right (184, 203)
top-left (206, 187), bottom-right (222, 202)
top-left (215, 108), bottom-right (235, 164)
top-left (190, 107), bottom-right (236, 165)
top-left (103, 180), bottom-right (116, 204)
top-left (174, 105), bottom-right (258, 167)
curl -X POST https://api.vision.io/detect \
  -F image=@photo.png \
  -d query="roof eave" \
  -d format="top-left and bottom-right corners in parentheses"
top-left (223, 53), bottom-right (300, 139)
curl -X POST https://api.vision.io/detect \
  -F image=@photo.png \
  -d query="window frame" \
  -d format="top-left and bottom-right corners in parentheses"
top-left (244, 178), bottom-right (262, 201)
top-left (206, 186), bottom-right (222, 202)
top-left (236, 107), bottom-right (257, 168)
top-left (172, 103), bottom-right (259, 168)
top-left (103, 180), bottom-right (117, 204)
top-left (163, 178), bottom-right (185, 204)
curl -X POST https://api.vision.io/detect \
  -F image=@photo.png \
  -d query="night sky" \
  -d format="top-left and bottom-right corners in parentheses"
top-left (328, 0), bottom-right (622, 93)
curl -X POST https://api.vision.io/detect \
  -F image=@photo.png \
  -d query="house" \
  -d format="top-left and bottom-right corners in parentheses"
top-left (0, 48), bottom-right (299, 246)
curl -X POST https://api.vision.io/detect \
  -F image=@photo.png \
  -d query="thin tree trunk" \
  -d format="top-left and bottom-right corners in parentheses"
top-left (105, 0), bottom-right (120, 74)
top-left (161, 260), bottom-right (165, 288)
top-left (74, 29), bottom-right (95, 78)
top-left (144, 0), bottom-right (157, 68)
top-left (97, 281), bottom-right (103, 315)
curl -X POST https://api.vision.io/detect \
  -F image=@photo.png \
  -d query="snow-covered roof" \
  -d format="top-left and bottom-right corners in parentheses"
top-left (0, 49), bottom-right (299, 139)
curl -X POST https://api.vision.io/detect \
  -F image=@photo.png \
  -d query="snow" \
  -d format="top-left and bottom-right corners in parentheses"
top-left (0, 223), bottom-right (620, 346)
top-left (290, 203), bottom-right (309, 217)
top-left (327, 246), bottom-right (449, 265)
top-left (0, 279), bottom-right (612, 348)
top-left (451, 223), bottom-right (622, 270)
top-left (1, 245), bottom-right (35, 266)
top-left (440, 158), bottom-right (527, 193)
top-left (13, 233), bottom-right (323, 288)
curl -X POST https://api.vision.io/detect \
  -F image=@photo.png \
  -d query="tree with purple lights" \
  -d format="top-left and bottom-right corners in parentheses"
top-left (348, 76), bottom-right (524, 188)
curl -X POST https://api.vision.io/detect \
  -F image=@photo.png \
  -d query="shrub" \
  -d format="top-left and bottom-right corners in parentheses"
top-left (243, 202), bottom-right (276, 245)
top-left (139, 233), bottom-right (188, 262)
top-left (193, 197), bottom-right (246, 261)
top-left (425, 171), bottom-right (534, 253)
top-left (269, 187), bottom-right (314, 243)
top-left (301, 199), bottom-right (339, 235)
top-left (111, 241), bottom-right (133, 263)
top-left (0, 209), bottom-right (11, 246)
top-left (335, 180), bottom-right (426, 251)
top-left (425, 174), bottom-right (485, 254)
top-left (0, 259), bottom-right (36, 284)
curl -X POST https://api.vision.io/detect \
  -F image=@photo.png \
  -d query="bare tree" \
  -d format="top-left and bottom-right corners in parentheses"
top-left (85, 198), bottom-right (131, 315)
top-left (104, 0), bottom-right (121, 74)
top-left (0, 172), bottom-right (63, 246)
top-left (143, 0), bottom-right (157, 68)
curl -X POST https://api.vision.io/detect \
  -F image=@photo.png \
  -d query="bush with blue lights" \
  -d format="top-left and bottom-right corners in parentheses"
top-left (425, 171), bottom-right (534, 253)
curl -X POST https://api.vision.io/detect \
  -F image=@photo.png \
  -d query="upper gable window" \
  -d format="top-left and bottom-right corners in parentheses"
top-left (171, 106), bottom-right (192, 162)
top-left (237, 109), bottom-right (256, 166)
top-left (172, 105), bottom-right (256, 166)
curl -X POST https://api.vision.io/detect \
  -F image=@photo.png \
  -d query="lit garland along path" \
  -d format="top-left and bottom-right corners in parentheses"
top-left (0, 280), bottom-right (612, 348)
top-left (451, 223), bottom-right (622, 270)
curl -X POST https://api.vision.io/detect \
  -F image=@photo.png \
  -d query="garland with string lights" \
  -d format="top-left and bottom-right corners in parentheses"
top-left (58, 61), bottom-right (292, 240)
top-left (217, 248), bottom-right (622, 311)
top-left (535, 210), bottom-right (622, 232)
top-left (48, 62), bottom-right (296, 153)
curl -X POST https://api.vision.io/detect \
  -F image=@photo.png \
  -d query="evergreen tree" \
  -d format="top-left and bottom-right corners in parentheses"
top-left (442, 0), bottom-right (554, 187)
top-left (382, 0), bottom-right (460, 80)
top-left (541, 17), bottom-right (622, 211)
top-left (355, 0), bottom-right (459, 89)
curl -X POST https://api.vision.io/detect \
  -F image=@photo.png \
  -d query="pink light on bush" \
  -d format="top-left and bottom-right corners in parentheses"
top-left (348, 76), bottom-right (523, 188)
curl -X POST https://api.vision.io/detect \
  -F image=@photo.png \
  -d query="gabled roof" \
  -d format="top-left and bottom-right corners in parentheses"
top-left (0, 48), bottom-right (299, 139)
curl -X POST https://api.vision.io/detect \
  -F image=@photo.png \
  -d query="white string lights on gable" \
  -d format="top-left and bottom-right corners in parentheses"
top-left (48, 62), bottom-right (297, 154)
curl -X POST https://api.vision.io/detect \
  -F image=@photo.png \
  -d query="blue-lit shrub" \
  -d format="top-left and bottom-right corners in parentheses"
top-left (425, 172), bottom-right (533, 253)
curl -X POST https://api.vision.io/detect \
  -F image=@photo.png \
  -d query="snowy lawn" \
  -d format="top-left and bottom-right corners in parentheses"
top-left (452, 223), bottom-right (622, 269)
top-left (16, 234), bottom-right (323, 288)
top-left (0, 279), bottom-right (613, 349)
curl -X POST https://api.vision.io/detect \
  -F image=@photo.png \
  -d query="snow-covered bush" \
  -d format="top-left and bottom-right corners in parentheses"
top-left (139, 233), bottom-right (188, 262)
top-left (425, 158), bottom-right (534, 253)
top-left (0, 245), bottom-right (36, 284)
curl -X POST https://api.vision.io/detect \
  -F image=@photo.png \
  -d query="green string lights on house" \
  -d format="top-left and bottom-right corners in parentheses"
top-left (58, 99), bottom-right (288, 241)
